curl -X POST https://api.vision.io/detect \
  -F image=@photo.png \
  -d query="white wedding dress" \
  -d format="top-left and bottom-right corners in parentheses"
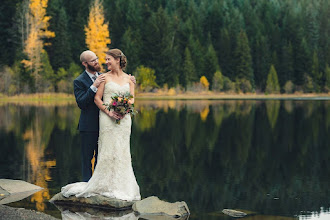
top-left (61, 81), bottom-right (141, 201)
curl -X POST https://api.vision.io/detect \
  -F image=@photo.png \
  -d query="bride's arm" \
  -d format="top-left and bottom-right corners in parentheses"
top-left (94, 82), bottom-right (119, 119)
top-left (128, 79), bottom-right (135, 104)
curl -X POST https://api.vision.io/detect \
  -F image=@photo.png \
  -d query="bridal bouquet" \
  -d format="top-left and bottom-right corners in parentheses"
top-left (103, 92), bottom-right (137, 124)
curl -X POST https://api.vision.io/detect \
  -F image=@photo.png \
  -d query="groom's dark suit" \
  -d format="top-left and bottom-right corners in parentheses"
top-left (74, 71), bottom-right (100, 182)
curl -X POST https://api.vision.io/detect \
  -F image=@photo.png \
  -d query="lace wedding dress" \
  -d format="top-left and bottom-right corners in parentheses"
top-left (61, 81), bottom-right (141, 201)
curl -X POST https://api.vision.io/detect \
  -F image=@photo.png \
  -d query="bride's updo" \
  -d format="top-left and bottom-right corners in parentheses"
top-left (106, 49), bottom-right (127, 70)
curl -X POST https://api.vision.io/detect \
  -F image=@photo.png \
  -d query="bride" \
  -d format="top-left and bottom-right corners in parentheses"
top-left (61, 49), bottom-right (141, 202)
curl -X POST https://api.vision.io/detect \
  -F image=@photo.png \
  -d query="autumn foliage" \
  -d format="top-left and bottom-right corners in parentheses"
top-left (85, 0), bottom-right (111, 64)
top-left (22, 0), bottom-right (55, 77)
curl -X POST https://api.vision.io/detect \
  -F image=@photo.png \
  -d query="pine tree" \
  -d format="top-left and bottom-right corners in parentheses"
top-left (0, 0), bottom-right (21, 66)
top-left (204, 43), bottom-right (220, 88)
top-left (85, 0), bottom-right (111, 64)
top-left (311, 51), bottom-right (322, 92)
top-left (253, 32), bottom-right (270, 91)
top-left (279, 42), bottom-right (294, 86)
top-left (265, 64), bottom-right (280, 94)
top-left (294, 37), bottom-right (311, 86)
top-left (325, 64), bottom-right (330, 92)
top-left (218, 28), bottom-right (232, 78)
top-left (46, 0), bottom-right (72, 71)
top-left (234, 30), bottom-right (255, 88)
top-left (65, 0), bottom-right (91, 60)
top-left (182, 47), bottom-right (196, 88)
top-left (121, 27), bottom-right (142, 73)
top-left (142, 7), bottom-right (179, 86)
top-left (187, 35), bottom-right (205, 79)
top-left (40, 50), bottom-right (55, 92)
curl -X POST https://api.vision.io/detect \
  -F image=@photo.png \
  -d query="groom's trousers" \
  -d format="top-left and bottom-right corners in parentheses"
top-left (80, 131), bottom-right (99, 182)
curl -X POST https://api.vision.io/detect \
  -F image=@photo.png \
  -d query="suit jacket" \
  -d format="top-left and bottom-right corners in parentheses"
top-left (74, 71), bottom-right (100, 132)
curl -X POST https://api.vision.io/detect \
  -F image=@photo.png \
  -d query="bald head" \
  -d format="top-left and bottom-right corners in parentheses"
top-left (80, 50), bottom-right (96, 63)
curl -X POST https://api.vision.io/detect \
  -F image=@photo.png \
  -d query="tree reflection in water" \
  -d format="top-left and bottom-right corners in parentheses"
top-left (0, 100), bottom-right (329, 219)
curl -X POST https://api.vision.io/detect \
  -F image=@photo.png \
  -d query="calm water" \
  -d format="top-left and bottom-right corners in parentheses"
top-left (0, 99), bottom-right (329, 219)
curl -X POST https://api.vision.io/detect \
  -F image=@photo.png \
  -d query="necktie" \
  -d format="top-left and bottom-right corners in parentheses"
top-left (92, 76), bottom-right (97, 81)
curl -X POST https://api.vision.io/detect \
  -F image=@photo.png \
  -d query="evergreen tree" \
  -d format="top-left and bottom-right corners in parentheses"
top-left (65, 0), bottom-right (91, 59)
top-left (218, 28), bottom-right (232, 78)
top-left (305, 3), bottom-right (319, 51)
top-left (187, 36), bottom-right (205, 80)
top-left (234, 30), bottom-right (255, 88)
top-left (142, 7), bottom-right (179, 86)
top-left (204, 43), bottom-right (220, 88)
top-left (324, 64), bottom-right (330, 92)
top-left (46, 0), bottom-right (72, 71)
top-left (265, 64), bottom-right (280, 94)
top-left (295, 37), bottom-right (311, 86)
top-left (182, 47), bottom-right (196, 89)
top-left (40, 50), bottom-right (55, 92)
top-left (318, 0), bottom-right (330, 73)
top-left (279, 42), bottom-right (294, 86)
top-left (0, 0), bottom-right (21, 66)
top-left (253, 32), bottom-right (270, 91)
top-left (121, 27), bottom-right (142, 74)
top-left (311, 51), bottom-right (322, 92)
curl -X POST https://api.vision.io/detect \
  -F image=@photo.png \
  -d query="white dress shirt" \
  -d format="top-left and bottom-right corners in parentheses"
top-left (86, 70), bottom-right (99, 93)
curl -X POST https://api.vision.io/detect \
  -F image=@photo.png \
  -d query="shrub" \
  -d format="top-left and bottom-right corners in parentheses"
top-left (134, 65), bottom-right (158, 92)
top-left (283, 81), bottom-right (295, 94)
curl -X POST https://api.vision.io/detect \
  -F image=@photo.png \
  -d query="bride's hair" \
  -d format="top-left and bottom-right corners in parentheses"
top-left (106, 49), bottom-right (127, 70)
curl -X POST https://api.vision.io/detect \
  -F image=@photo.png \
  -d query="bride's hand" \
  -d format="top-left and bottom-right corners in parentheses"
top-left (107, 111), bottom-right (121, 120)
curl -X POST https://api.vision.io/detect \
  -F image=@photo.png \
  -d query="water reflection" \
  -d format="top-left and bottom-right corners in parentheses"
top-left (0, 100), bottom-right (329, 220)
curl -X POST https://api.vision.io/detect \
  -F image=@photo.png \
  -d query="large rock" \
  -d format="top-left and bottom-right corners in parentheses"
top-left (132, 196), bottom-right (190, 219)
top-left (222, 209), bottom-right (247, 218)
top-left (0, 179), bottom-right (43, 205)
top-left (49, 192), bottom-right (136, 210)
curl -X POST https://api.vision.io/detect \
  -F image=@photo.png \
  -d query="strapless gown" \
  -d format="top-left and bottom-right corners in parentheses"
top-left (61, 81), bottom-right (141, 201)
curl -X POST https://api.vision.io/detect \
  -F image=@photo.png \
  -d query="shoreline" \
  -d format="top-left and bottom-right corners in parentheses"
top-left (0, 92), bottom-right (329, 102)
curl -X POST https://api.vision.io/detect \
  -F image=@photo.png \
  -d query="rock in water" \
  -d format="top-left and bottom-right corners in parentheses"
top-left (132, 196), bottom-right (190, 219)
top-left (49, 192), bottom-right (136, 210)
top-left (0, 179), bottom-right (43, 205)
top-left (222, 209), bottom-right (247, 218)
top-left (0, 179), bottom-right (42, 194)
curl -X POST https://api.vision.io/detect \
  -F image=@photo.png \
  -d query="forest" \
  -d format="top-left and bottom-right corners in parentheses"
top-left (0, 0), bottom-right (329, 94)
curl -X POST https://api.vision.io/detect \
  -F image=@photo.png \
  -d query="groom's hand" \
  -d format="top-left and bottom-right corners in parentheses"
top-left (93, 75), bottom-right (106, 88)
top-left (129, 74), bottom-right (136, 84)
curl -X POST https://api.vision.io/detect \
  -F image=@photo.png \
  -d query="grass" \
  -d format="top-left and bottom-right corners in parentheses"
top-left (0, 92), bottom-right (329, 102)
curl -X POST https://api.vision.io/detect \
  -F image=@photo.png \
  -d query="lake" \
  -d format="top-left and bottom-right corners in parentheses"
top-left (0, 99), bottom-right (329, 219)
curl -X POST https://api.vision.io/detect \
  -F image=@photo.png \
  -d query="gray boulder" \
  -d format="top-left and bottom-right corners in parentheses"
top-left (49, 192), bottom-right (136, 210)
top-left (132, 196), bottom-right (190, 219)
top-left (222, 209), bottom-right (247, 218)
top-left (0, 179), bottom-right (43, 205)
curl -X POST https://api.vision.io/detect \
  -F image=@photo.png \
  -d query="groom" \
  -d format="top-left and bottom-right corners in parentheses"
top-left (74, 50), bottom-right (136, 182)
top-left (74, 50), bottom-right (105, 182)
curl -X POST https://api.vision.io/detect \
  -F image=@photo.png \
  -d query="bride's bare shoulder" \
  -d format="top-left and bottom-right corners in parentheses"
top-left (122, 72), bottom-right (131, 81)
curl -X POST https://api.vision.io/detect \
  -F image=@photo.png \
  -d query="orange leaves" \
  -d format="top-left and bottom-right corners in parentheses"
top-left (24, 0), bottom-right (54, 73)
top-left (85, 0), bottom-right (111, 65)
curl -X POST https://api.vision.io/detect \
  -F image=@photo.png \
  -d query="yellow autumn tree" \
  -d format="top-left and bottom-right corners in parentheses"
top-left (85, 0), bottom-right (111, 64)
top-left (22, 0), bottom-right (55, 88)
top-left (200, 76), bottom-right (210, 90)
